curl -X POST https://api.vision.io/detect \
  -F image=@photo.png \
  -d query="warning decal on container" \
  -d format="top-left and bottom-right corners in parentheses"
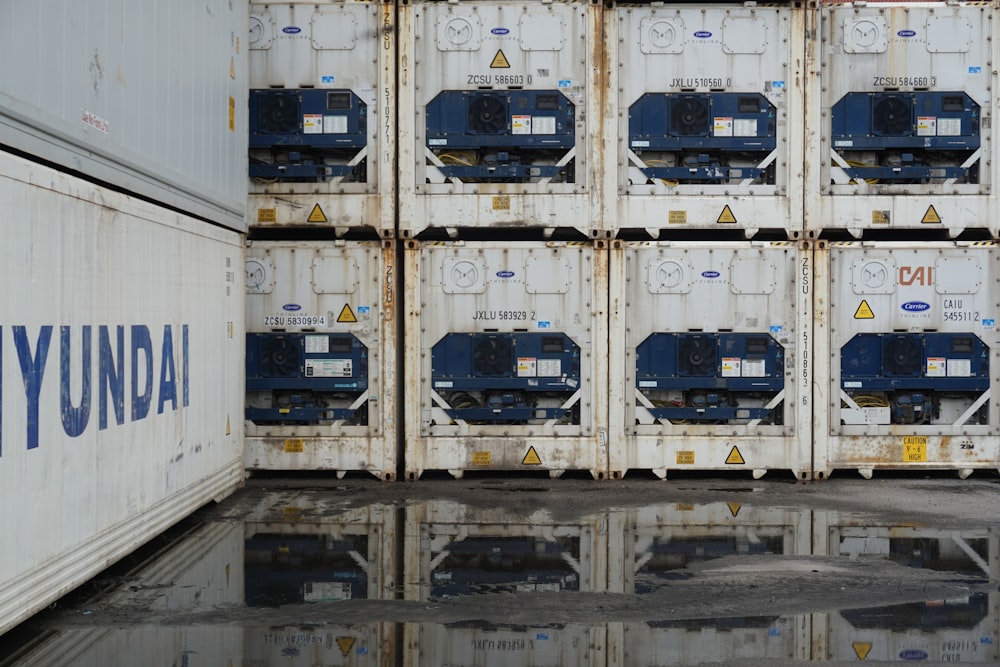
top-left (257, 208), bottom-right (277, 223)
top-left (336, 637), bottom-right (356, 657)
top-left (725, 446), bottom-right (745, 465)
top-left (727, 502), bottom-right (741, 518)
top-left (493, 195), bottom-right (510, 210)
top-left (229, 96), bottom-right (235, 131)
top-left (717, 205), bottom-right (737, 224)
top-left (872, 210), bottom-right (889, 225)
top-left (668, 210), bottom-right (687, 224)
top-left (490, 50), bottom-right (511, 68)
top-left (853, 642), bottom-right (872, 660)
top-left (676, 451), bottom-right (695, 465)
top-left (903, 436), bottom-right (927, 462)
top-left (854, 300), bottom-right (875, 319)
top-left (472, 451), bottom-right (491, 466)
top-left (226, 415), bottom-right (231, 436)
top-left (284, 439), bottom-right (304, 453)
top-left (522, 446), bottom-right (542, 465)
top-left (308, 204), bottom-right (328, 223)
top-left (921, 205), bottom-right (942, 224)
top-left (337, 304), bottom-right (357, 323)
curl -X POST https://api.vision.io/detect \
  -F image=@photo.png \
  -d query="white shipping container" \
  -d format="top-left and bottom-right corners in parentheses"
top-left (608, 241), bottom-right (812, 480)
top-left (0, 151), bottom-right (244, 636)
top-left (244, 241), bottom-right (397, 479)
top-left (247, 0), bottom-right (395, 235)
top-left (814, 241), bottom-right (1000, 479)
top-left (0, 0), bottom-right (248, 231)
top-left (608, 3), bottom-right (805, 238)
top-left (807, 3), bottom-right (997, 236)
top-left (397, 0), bottom-right (602, 237)
top-left (811, 513), bottom-right (999, 662)
top-left (403, 241), bottom-right (609, 479)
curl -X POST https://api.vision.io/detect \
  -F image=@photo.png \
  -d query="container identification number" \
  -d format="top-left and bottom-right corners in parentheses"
top-left (873, 76), bottom-right (935, 87)
top-left (469, 74), bottom-right (531, 86)
top-left (670, 77), bottom-right (730, 89)
top-left (265, 315), bottom-right (328, 327)
top-left (473, 310), bottom-right (535, 321)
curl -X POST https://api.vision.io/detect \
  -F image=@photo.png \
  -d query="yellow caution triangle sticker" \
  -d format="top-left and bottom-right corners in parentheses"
top-left (336, 637), bottom-right (356, 657)
top-left (307, 203), bottom-right (328, 223)
top-left (921, 205), bottom-right (942, 224)
top-left (854, 299), bottom-right (875, 320)
top-left (716, 205), bottom-right (737, 224)
top-left (522, 446), bottom-right (542, 465)
top-left (490, 49), bottom-right (511, 69)
top-left (852, 641), bottom-right (872, 660)
top-left (725, 446), bottom-right (745, 465)
top-left (226, 415), bottom-right (231, 436)
top-left (337, 304), bottom-right (357, 323)
top-left (727, 502), bottom-right (742, 518)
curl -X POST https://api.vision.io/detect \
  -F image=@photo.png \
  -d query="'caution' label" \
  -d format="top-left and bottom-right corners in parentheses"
top-left (490, 50), bottom-right (511, 68)
top-left (308, 204), bottom-right (328, 223)
top-left (717, 205), bottom-right (737, 224)
top-left (336, 637), bottom-right (356, 657)
top-left (854, 300), bottom-right (875, 319)
top-left (725, 446), bottom-right (745, 465)
top-left (257, 208), bottom-right (277, 223)
top-left (921, 205), bottom-right (942, 224)
top-left (522, 446), bottom-right (542, 465)
top-left (337, 304), bottom-right (358, 323)
top-left (852, 642), bottom-right (872, 660)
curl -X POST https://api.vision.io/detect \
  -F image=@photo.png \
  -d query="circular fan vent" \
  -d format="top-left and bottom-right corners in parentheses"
top-left (473, 336), bottom-right (512, 376)
top-left (872, 96), bottom-right (912, 137)
top-left (468, 95), bottom-right (507, 134)
top-left (261, 337), bottom-right (300, 378)
top-left (258, 92), bottom-right (300, 135)
top-left (883, 336), bottom-right (921, 376)
top-left (678, 336), bottom-right (717, 376)
top-left (670, 97), bottom-right (711, 137)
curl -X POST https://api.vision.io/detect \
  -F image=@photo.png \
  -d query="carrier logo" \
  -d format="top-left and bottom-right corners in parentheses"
top-left (496, 270), bottom-right (516, 278)
top-left (899, 649), bottom-right (928, 661)
top-left (701, 271), bottom-right (720, 279)
top-left (491, 27), bottom-right (510, 35)
top-left (897, 30), bottom-right (917, 38)
top-left (693, 31), bottom-right (713, 39)
top-left (282, 26), bottom-right (302, 34)
top-left (901, 301), bottom-right (930, 313)
top-left (282, 304), bottom-right (302, 311)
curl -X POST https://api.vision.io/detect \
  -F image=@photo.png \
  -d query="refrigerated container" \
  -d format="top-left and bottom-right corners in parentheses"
top-left (248, 0), bottom-right (394, 236)
top-left (397, 0), bottom-right (603, 238)
top-left (607, 2), bottom-right (805, 238)
top-left (403, 241), bottom-right (609, 479)
top-left (244, 240), bottom-right (397, 479)
top-left (0, 0), bottom-right (248, 232)
top-left (806, 2), bottom-right (997, 237)
top-left (814, 241), bottom-right (1000, 478)
top-left (0, 150), bottom-right (244, 635)
top-left (608, 241), bottom-right (812, 480)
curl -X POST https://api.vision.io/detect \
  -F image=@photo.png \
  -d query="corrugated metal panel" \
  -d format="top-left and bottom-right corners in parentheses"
top-left (0, 0), bottom-right (248, 232)
top-left (403, 240), bottom-right (609, 479)
top-left (397, 0), bottom-right (603, 237)
top-left (814, 241), bottom-right (1000, 479)
top-left (0, 150), bottom-right (244, 636)
top-left (247, 0), bottom-right (395, 236)
top-left (609, 3), bottom-right (805, 238)
top-left (807, 3), bottom-right (996, 236)
top-left (243, 241), bottom-right (397, 479)
top-left (608, 241), bottom-right (813, 480)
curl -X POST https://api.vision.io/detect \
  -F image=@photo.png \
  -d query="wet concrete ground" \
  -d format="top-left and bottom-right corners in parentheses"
top-left (2, 471), bottom-right (999, 665)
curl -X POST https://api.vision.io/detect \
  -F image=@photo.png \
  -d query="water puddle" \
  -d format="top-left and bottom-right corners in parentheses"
top-left (1, 489), bottom-right (995, 665)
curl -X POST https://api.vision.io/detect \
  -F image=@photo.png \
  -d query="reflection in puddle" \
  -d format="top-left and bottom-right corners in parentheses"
top-left (1, 491), bottom-right (997, 665)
